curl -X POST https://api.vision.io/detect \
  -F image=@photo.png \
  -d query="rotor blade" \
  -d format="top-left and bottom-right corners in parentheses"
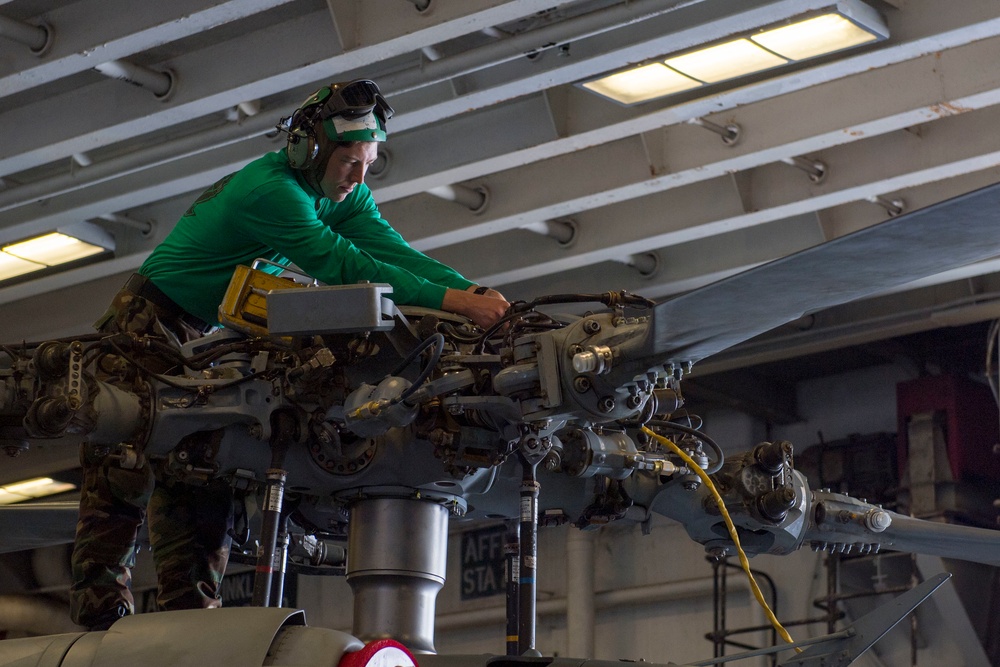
top-left (632, 181), bottom-right (1000, 370)
top-left (876, 513), bottom-right (1000, 567)
top-left (0, 501), bottom-right (79, 554)
top-left (804, 502), bottom-right (1000, 568)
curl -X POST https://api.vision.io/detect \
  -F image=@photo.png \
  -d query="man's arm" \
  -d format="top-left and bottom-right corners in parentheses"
top-left (442, 287), bottom-right (509, 329)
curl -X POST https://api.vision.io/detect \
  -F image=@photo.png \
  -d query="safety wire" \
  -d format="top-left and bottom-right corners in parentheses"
top-left (640, 426), bottom-right (800, 652)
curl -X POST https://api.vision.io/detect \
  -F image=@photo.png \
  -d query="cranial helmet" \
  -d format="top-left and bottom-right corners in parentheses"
top-left (283, 79), bottom-right (394, 170)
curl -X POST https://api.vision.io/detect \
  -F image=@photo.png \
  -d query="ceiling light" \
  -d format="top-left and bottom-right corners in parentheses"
top-left (0, 251), bottom-right (44, 281)
top-left (665, 39), bottom-right (788, 84)
top-left (581, 63), bottom-right (701, 105)
top-left (581, 0), bottom-right (888, 106)
top-left (0, 221), bottom-right (115, 283)
top-left (751, 12), bottom-right (880, 61)
top-left (0, 477), bottom-right (77, 505)
top-left (3, 232), bottom-right (105, 266)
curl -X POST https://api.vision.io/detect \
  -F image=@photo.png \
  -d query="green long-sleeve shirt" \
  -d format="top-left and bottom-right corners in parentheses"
top-left (140, 150), bottom-right (473, 324)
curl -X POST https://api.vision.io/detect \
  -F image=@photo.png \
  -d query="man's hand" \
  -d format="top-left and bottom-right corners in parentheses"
top-left (441, 287), bottom-right (510, 329)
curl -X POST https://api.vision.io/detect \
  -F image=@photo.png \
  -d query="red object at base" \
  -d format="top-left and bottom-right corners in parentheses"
top-left (896, 374), bottom-right (1000, 483)
top-left (338, 639), bottom-right (419, 667)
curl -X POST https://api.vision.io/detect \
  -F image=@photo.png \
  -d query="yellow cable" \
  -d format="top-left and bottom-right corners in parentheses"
top-left (641, 426), bottom-right (799, 650)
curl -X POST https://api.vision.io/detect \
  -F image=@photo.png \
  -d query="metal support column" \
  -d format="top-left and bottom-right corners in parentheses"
top-left (251, 414), bottom-right (292, 607)
top-left (505, 519), bottom-right (521, 656)
top-left (517, 450), bottom-right (540, 656)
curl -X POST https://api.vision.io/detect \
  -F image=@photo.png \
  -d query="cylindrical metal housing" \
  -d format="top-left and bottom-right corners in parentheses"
top-left (347, 498), bottom-right (449, 654)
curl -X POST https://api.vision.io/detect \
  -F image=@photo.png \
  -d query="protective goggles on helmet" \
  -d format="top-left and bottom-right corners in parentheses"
top-left (322, 79), bottom-right (394, 124)
top-left (285, 79), bottom-right (394, 142)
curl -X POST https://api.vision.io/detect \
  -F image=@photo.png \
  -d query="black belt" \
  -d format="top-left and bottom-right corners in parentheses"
top-left (124, 273), bottom-right (212, 332)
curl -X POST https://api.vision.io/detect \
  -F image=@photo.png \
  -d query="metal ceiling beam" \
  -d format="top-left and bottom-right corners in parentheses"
top-left (0, 95), bottom-right (552, 244)
top-left (382, 31), bottom-right (1000, 250)
top-left (387, 0), bottom-right (844, 131)
top-left (0, 0), bottom-right (988, 218)
top-left (434, 102), bottom-right (1000, 286)
top-left (0, 0), bottom-right (299, 99)
top-left (374, 5), bottom-right (1000, 204)
top-left (5, 0), bottom-right (996, 187)
top-left (0, 0), bottom-right (570, 177)
top-left (497, 167), bottom-right (1000, 306)
top-left (10, 26), bottom-right (1000, 247)
top-left (8, 29), bottom-right (1000, 289)
top-left (0, 135), bottom-right (281, 245)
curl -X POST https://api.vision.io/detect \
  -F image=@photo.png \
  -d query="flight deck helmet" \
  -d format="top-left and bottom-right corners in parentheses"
top-left (284, 79), bottom-right (394, 170)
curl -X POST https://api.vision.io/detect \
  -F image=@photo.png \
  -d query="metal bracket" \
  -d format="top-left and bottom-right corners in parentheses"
top-left (688, 117), bottom-right (742, 146)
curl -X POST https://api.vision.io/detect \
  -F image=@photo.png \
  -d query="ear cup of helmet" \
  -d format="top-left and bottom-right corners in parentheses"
top-left (286, 127), bottom-right (319, 170)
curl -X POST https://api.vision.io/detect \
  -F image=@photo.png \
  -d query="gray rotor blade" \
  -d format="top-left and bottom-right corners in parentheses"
top-left (630, 181), bottom-right (1000, 372)
top-left (876, 513), bottom-right (1000, 567)
top-left (0, 501), bottom-right (79, 554)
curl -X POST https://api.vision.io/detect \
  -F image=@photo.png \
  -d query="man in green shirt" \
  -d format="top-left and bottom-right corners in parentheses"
top-left (71, 79), bottom-right (509, 629)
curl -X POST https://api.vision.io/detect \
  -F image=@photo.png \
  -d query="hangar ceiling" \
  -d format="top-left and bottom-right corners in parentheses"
top-left (3, 0), bottom-right (1000, 364)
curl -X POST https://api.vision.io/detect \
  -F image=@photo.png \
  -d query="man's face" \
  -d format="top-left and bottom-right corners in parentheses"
top-left (320, 141), bottom-right (379, 202)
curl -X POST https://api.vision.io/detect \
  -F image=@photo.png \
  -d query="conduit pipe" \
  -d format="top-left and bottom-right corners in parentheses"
top-left (0, 14), bottom-right (50, 53)
top-left (435, 576), bottom-right (746, 631)
top-left (781, 156), bottom-right (827, 183)
top-left (626, 252), bottom-right (660, 277)
top-left (522, 220), bottom-right (577, 246)
top-left (867, 194), bottom-right (905, 217)
top-left (94, 60), bottom-right (174, 99)
top-left (565, 529), bottom-right (595, 658)
top-left (427, 184), bottom-right (489, 213)
top-left (0, 595), bottom-right (82, 635)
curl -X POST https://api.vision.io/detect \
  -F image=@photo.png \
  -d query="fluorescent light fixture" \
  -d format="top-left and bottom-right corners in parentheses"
top-left (0, 221), bottom-right (115, 283)
top-left (582, 63), bottom-right (701, 105)
top-left (665, 38), bottom-right (788, 84)
top-left (0, 477), bottom-right (77, 505)
top-left (581, 0), bottom-right (888, 106)
top-left (751, 13), bottom-right (879, 60)
top-left (0, 250), bottom-right (44, 281)
top-left (4, 232), bottom-right (105, 265)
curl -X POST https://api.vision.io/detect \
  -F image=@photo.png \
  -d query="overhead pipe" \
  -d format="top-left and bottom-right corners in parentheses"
top-left (94, 60), bottom-right (175, 99)
top-left (781, 156), bottom-right (827, 183)
top-left (868, 194), bottom-right (905, 217)
top-left (238, 100), bottom-right (262, 117)
top-left (688, 117), bottom-right (742, 146)
top-left (521, 219), bottom-right (577, 246)
top-left (0, 14), bottom-right (51, 54)
top-left (422, 45), bottom-right (444, 61)
top-left (227, 99), bottom-right (264, 122)
top-left (626, 252), bottom-right (660, 277)
top-left (427, 184), bottom-right (489, 213)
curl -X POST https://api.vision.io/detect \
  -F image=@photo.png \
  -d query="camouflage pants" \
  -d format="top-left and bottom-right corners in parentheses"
top-left (70, 280), bottom-right (234, 629)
